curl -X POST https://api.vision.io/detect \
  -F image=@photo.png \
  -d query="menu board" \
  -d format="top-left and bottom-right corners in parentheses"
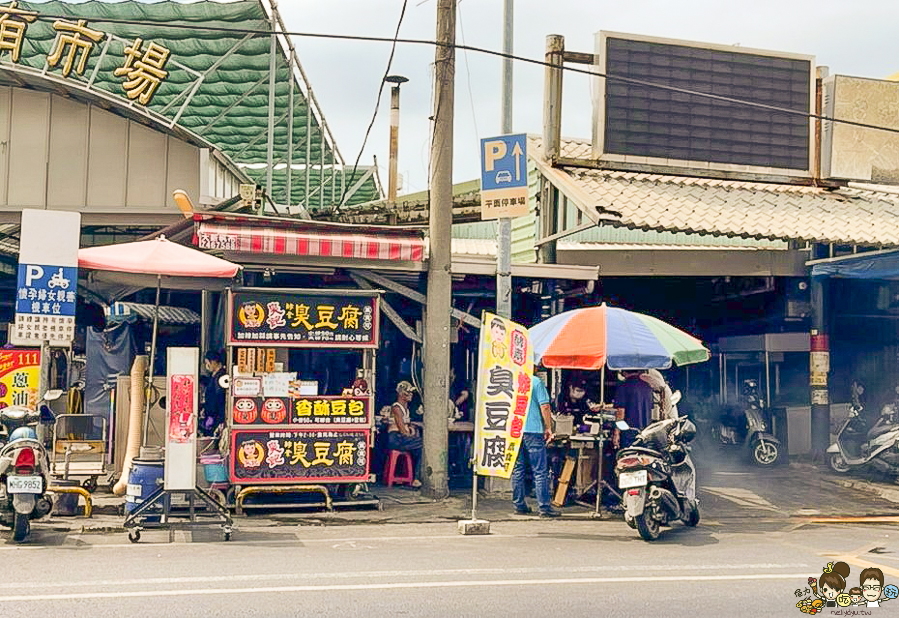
top-left (231, 429), bottom-right (369, 483)
top-left (229, 290), bottom-right (378, 348)
top-left (231, 395), bottom-right (370, 426)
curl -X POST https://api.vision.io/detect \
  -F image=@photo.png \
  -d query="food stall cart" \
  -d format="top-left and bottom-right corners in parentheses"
top-left (225, 287), bottom-right (380, 512)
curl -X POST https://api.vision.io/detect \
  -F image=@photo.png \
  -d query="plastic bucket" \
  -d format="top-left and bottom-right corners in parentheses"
top-left (200, 454), bottom-right (227, 483)
top-left (52, 479), bottom-right (81, 517)
top-left (125, 458), bottom-right (164, 521)
top-left (139, 445), bottom-right (164, 460)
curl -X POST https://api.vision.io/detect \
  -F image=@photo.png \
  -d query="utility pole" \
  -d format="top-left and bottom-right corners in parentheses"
top-left (496, 0), bottom-right (513, 320)
top-left (422, 0), bottom-right (455, 499)
top-left (486, 0), bottom-right (515, 496)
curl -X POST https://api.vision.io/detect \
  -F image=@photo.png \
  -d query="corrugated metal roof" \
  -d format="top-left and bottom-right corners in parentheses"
top-left (531, 136), bottom-right (899, 247)
top-left (565, 223), bottom-right (787, 249)
top-left (13, 1), bottom-right (379, 209)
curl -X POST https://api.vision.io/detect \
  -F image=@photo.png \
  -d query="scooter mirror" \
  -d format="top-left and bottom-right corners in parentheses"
top-left (43, 389), bottom-right (63, 402)
top-left (615, 420), bottom-right (630, 431)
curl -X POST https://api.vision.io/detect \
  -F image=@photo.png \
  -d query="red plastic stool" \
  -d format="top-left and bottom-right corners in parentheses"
top-left (384, 450), bottom-right (414, 487)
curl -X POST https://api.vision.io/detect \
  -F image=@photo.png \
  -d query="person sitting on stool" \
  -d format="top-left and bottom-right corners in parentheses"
top-left (388, 381), bottom-right (422, 489)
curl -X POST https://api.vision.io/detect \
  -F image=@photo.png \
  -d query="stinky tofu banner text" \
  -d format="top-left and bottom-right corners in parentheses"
top-left (473, 312), bottom-right (533, 478)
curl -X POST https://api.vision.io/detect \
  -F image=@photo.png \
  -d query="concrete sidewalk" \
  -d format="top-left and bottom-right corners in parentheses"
top-left (35, 460), bottom-right (899, 535)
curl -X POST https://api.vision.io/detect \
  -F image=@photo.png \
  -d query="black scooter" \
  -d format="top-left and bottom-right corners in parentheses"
top-left (713, 379), bottom-right (780, 466)
top-left (615, 412), bottom-right (700, 542)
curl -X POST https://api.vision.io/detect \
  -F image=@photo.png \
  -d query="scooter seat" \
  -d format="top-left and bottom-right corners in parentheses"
top-left (867, 424), bottom-right (895, 441)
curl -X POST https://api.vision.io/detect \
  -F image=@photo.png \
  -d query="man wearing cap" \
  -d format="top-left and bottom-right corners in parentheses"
top-left (388, 380), bottom-right (423, 488)
top-left (511, 375), bottom-right (561, 518)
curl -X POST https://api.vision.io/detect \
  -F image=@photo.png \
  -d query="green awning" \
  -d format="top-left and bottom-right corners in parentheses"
top-left (12, 0), bottom-right (380, 210)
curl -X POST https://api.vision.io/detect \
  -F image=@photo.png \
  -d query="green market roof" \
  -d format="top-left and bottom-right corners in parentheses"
top-left (8, 0), bottom-right (380, 209)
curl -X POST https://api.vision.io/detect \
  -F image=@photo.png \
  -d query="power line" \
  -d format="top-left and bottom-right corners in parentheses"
top-left (335, 0), bottom-right (408, 212)
top-left (29, 12), bottom-right (899, 137)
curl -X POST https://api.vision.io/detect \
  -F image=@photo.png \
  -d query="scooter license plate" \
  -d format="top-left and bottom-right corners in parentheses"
top-left (7, 475), bottom-right (42, 494)
top-left (619, 470), bottom-right (647, 489)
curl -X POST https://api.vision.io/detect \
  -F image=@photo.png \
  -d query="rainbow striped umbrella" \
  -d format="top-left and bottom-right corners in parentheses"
top-left (530, 303), bottom-right (710, 370)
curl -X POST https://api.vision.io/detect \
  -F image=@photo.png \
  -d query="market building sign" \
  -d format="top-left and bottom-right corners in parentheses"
top-left (0, 2), bottom-right (172, 106)
top-left (231, 429), bottom-right (369, 483)
top-left (229, 290), bottom-right (379, 348)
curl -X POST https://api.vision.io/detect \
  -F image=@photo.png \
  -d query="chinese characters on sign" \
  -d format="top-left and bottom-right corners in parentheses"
top-left (14, 264), bottom-right (77, 343)
top-left (0, 2), bottom-right (36, 63)
top-left (230, 291), bottom-right (378, 348)
top-left (290, 397), bottom-right (368, 425)
top-left (47, 18), bottom-right (104, 77)
top-left (0, 349), bottom-right (39, 409)
top-left (231, 396), bottom-right (369, 426)
top-left (114, 37), bottom-right (170, 105)
top-left (168, 374), bottom-right (195, 444)
top-left (231, 429), bottom-right (369, 483)
top-left (473, 312), bottom-right (533, 479)
top-left (0, 4), bottom-right (174, 106)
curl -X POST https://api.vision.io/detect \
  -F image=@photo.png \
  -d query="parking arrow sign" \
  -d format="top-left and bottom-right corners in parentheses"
top-left (480, 133), bottom-right (528, 220)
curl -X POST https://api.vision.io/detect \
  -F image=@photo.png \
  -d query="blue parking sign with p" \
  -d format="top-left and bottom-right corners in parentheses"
top-left (15, 263), bottom-right (78, 316)
top-left (480, 133), bottom-right (529, 220)
top-left (480, 134), bottom-right (527, 191)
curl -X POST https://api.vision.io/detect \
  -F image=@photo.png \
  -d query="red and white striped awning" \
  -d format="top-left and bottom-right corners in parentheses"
top-left (195, 222), bottom-right (425, 262)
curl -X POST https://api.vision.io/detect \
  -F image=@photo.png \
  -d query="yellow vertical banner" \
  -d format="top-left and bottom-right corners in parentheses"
top-left (473, 312), bottom-right (533, 478)
top-left (0, 348), bottom-right (41, 410)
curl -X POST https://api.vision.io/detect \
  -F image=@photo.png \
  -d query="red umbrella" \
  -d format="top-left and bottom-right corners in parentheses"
top-left (79, 236), bottom-right (239, 290)
top-left (78, 236), bottom-right (241, 443)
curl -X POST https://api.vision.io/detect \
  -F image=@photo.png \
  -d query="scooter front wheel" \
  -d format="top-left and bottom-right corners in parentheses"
top-left (752, 441), bottom-right (779, 466)
top-left (12, 513), bottom-right (29, 542)
top-left (828, 452), bottom-right (851, 474)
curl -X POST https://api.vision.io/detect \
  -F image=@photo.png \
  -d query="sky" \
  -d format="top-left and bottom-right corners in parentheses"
top-left (280, 0), bottom-right (899, 195)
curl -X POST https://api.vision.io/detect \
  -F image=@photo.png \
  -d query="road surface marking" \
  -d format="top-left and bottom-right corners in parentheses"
top-left (702, 487), bottom-right (779, 512)
top-left (0, 573), bottom-right (813, 602)
top-left (0, 562), bottom-right (811, 590)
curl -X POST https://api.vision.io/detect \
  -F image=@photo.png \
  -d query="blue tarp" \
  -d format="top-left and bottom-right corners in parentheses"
top-left (811, 250), bottom-right (899, 280)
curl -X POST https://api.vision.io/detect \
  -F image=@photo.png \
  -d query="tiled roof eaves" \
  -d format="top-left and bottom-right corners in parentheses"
top-left (529, 136), bottom-right (899, 247)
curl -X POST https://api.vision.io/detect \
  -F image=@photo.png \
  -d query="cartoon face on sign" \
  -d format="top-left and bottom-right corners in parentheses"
top-left (233, 398), bottom-right (258, 424)
top-left (238, 302), bottom-right (265, 328)
top-left (261, 398), bottom-right (287, 424)
top-left (238, 440), bottom-right (263, 468)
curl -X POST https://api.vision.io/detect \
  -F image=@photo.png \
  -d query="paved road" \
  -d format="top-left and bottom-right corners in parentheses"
top-left (0, 518), bottom-right (896, 617)
top-left (0, 453), bottom-right (896, 617)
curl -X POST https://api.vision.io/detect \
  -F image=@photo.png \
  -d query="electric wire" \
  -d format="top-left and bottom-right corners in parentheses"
top-left (335, 0), bottom-right (408, 212)
top-left (457, 1), bottom-right (480, 139)
top-left (26, 12), bottom-right (899, 137)
top-left (31, 12), bottom-right (899, 138)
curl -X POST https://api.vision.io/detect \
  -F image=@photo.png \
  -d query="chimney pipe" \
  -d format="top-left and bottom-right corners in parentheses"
top-left (385, 75), bottom-right (408, 203)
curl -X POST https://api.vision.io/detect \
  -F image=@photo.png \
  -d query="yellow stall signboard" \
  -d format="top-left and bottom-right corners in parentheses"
top-left (0, 348), bottom-right (40, 409)
top-left (473, 312), bottom-right (533, 478)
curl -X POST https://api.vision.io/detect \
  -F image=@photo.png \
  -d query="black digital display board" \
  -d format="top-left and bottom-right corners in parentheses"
top-left (600, 34), bottom-right (812, 173)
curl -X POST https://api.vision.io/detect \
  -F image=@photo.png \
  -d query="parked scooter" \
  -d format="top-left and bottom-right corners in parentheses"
top-left (713, 379), bottom-right (780, 466)
top-left (827, 383), bottom-right (899, 478)
top-left (615, 399), bottom-right (700, 542)
top-left (0, 390), bottom-right (62, 542)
